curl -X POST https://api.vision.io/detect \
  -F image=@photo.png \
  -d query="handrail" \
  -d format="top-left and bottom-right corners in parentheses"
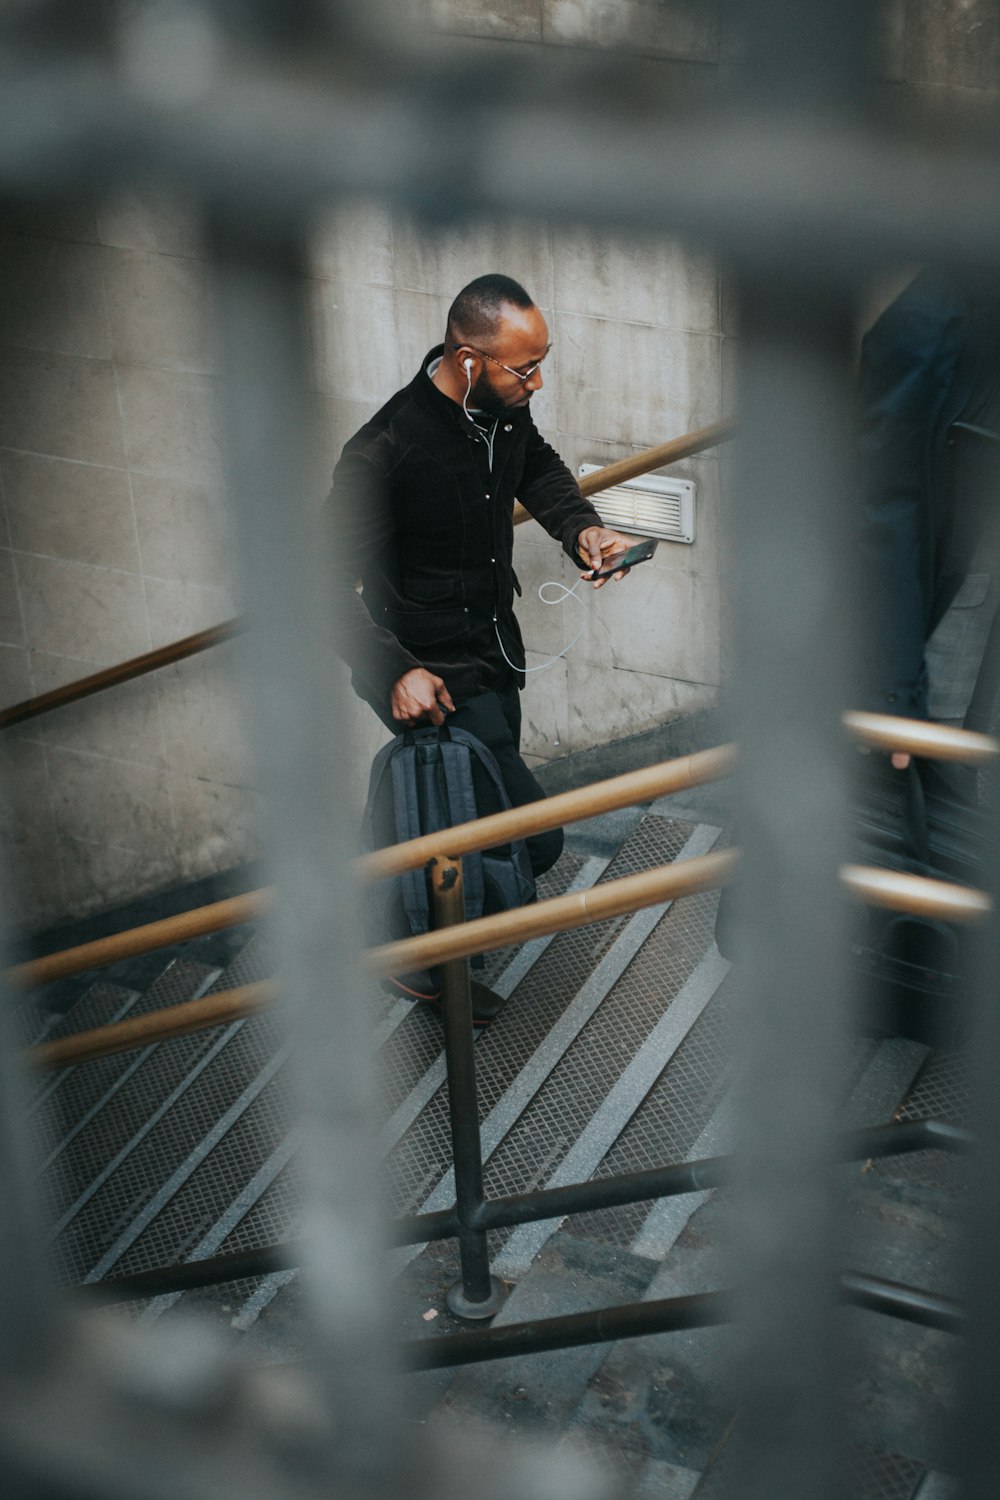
top-left (0, 621), bottom-right (244, 730)
top-left (23, 844), bottom-right (993, 1071)
top-left (0, 419), bottom-right (734, 732)
top-left (29, 980), bottom-right (277, 1071)
top-left (10, 710), bottom-right (998, 989)
top-left (512, 416), bottom-right (735, 525)
top-left (841, 864), bottom-right (991, 921)
top-left (25, 852), bottom-right (733, 1069)
top-left (843, 711), bottom-right (999, 765)
top-left (8, 743), bottom-right (736, 989)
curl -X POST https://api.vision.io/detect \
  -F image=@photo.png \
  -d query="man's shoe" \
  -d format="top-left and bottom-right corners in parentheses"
top-left (381, 975), bottom-right (506, 1028)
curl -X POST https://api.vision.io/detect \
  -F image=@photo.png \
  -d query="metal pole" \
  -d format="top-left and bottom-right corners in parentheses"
top-left (726, 272), bottom-right (861, 1499)
top-left (430, 858), bottom-right (506, 1320)
top-left (210, 226), bottom-right (405, 1490)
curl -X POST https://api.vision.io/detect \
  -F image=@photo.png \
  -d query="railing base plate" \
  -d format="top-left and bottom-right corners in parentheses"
top-left (446, 1275), bottom-right (507, 1321)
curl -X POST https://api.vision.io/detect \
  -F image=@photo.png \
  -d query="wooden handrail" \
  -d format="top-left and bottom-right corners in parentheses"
top-left (0, 419), bottom-right (734, 732)
top-left (512, 417), bottom-right (735, 526)
top-left (843, 711), bottom-right (999, 765)
top-left (11, 708), bottom-right (998, 993)
top-left (8, 743), bottom-right (736, 989)
top-left (29, 980), bottom-right (277, 1071)
top-left (26, 845), bottom-right (993, 1071)
top-left (0, 621), bottom-right (243, 730)
top-left (357, 743), bottom-right (736, 882)
top-left (11, 710), bottom-right (998, 990)
top-left (366, 848), bottom-right (737, 979)
top-left (7, 890), bottom-right (273, 991)
top-left (26, 851), bottom-right (734, 1070)
top-left (841, 864), bottom-right (991, 922)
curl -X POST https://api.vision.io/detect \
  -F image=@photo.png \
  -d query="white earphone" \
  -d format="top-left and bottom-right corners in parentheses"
top-left (464, 357), bottom-right (473, 372)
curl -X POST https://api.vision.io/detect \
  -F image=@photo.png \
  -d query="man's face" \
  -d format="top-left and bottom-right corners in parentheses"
top-left (468, 303), bottom-right (551, 416)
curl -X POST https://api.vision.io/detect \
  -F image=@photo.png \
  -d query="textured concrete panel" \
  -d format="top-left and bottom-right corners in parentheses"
top-left (0, 733), bottom-right (66, 926)
top-left (311, 198), bottom-right (395, 288)
top-left (554, 313), bottom-right (721, 448)
top-left (877, 0), bottom-right (907, 82)
top-left (0, 643), bottom-right (32, 712)
top-left (165, 772), bottom-right (262, 882)
top-left (394, 288), bottom-right (451, 382)
top-left (32, 656), bottom-right (166, 766)
top-left (309, 278), bottom-right (402, 406)
top-left (543, 0), bottom-right (719, 61)
top-left (572, 554), bottom-right (722, 684)
top-left (105, 247), bottom-right (216, 375)
top-left (155, 650), bottom-right (253, 788)
top-left (14, 552), bottom-right (149, 665)
top-left (906, 0), bottom-right (1000, 89)
top-left (96, 191), bottom-right (203, 257)
top-left (392, 212), bottom-right (554, 308)
top-left (0, 237), bottom-right (111, 360)
top-left (56, 833), bottom-right (179, 921)
top-left (143, 575), bottom-right (237, 650)
top-left (428, 0), bottom-right (542, 42)
top-left (520, 650), bottom-right (570, 757)
top-left (0, 347), bottom-right (125, 468)
top-left (46, 744), bottom-right (177, 850)
top-left (554, 228), bottom-right (718, 333)
top-left (117, 363), bottom-right (222, 477)
top-left (132, 469), bottom-right (232, 589)
top-left (1, 451), bottom-right (139, 573)
top-left (0, 548), bottom-right (26, 647)
top-left (564, 656), bottom-right (718, 754)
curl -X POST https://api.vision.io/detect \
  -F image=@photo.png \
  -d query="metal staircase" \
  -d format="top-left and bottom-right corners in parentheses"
top-left (16, 795), bottom-right (969, 1500)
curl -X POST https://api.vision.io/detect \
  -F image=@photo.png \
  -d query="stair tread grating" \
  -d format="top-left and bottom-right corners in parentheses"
top-left (373, 851), bottom-right (590, 1116)
top-left (382, 816), bottom-right (694, 1218)
top-left (477, 886), bottom-right (721, 1253)
top-left (49, 1010), bottom-right (286, 1283)
top-left (874, 1043), bottom-right (971, 1193)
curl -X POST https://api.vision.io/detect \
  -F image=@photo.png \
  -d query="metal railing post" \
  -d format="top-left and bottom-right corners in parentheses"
top-left (430, 857), bottom-right (506, 1320)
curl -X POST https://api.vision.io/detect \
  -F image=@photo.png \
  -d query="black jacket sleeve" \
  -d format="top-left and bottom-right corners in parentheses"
top-left (325, 442), bottom-right (422, 709)
top-left (516, 419), bottom-right (604, 563)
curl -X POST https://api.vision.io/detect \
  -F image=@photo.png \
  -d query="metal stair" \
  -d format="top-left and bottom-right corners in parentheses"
top-left (18, 806), bottom-right (970, 1499)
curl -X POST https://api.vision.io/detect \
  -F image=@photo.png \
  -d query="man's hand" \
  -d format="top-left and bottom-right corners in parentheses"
top-left (390, 668), bottom-right (455, 727)
top-left (891, 753), bottom-right (911, 770)
top-left (577, 525), bottom-right (636, 589)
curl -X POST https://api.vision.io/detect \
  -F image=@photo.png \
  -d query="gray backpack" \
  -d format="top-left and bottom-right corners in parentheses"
top-left (362, 725), bottom-right (536, 992)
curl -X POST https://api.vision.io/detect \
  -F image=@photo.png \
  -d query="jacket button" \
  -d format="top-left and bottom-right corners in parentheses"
top-left (504, 423), bottom-right (512, 432)
top-left (485, 492), bottom-right (491, 499)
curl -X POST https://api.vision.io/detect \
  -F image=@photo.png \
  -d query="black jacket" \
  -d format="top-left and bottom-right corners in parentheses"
top-left (326, 347), bottom-right (603, 718)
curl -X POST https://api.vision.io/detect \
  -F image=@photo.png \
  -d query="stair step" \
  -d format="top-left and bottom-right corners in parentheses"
top-left (436, 1232), bottom-right (659, 1431)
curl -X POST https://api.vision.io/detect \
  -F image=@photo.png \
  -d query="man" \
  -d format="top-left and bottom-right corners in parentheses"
top-left (857, 270), bottom-right (1000, 768)
top-left (327, 273), bottom-right (633, 1014)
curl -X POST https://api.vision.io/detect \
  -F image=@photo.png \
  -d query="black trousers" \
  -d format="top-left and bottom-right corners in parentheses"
top-left (447, 684), bottom-right (563, 878)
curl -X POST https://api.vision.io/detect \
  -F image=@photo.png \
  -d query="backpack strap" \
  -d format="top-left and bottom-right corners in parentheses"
top-left (390, 742), bottom-right (431, 936)
top-left (437, 737), bottom-right (486, 922)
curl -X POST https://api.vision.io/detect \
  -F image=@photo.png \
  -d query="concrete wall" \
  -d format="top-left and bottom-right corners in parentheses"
top-left (1, 1), bottom-right (997, 930)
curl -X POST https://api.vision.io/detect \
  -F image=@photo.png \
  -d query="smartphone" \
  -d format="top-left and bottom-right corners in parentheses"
top-left (584, 537), bottom-right (658, 580)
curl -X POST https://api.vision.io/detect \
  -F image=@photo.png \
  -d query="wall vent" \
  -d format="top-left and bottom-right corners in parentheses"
top-left (579, 465), bottom-right (695, 545)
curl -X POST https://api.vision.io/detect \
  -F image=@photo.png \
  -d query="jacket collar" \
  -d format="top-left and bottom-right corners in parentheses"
top-left (409, 345), bottom-right (528, 435)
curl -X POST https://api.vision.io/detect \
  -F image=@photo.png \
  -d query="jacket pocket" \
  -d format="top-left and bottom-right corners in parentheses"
top-left (383, 604), bottom-right (471, 649)
top-left (400, 572), bottom-right (461, 606)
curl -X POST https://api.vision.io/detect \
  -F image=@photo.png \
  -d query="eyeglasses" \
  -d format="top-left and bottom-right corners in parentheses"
top-left (453, 342), bottom-right (552, 383)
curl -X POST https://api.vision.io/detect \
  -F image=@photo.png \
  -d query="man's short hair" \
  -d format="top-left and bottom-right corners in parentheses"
top-left (447, 274), bottom-right (535, 347)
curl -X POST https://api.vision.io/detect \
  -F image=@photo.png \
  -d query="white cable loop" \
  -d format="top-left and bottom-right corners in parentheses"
top-left (495, 577), bottom-right (588, 674)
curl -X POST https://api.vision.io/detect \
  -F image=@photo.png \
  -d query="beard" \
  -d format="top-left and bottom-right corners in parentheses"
top-left (469, 369), bottom-right (522, 416)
